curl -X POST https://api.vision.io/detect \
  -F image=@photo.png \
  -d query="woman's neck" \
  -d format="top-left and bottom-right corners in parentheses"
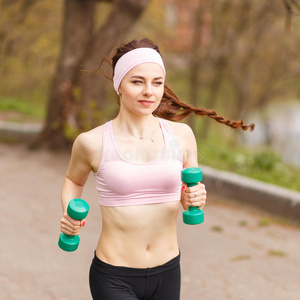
top-left (113, 114), bottom-right (158, 140)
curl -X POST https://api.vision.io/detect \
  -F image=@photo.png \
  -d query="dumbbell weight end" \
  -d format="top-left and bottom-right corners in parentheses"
top-left (58, 233), bottom-right (80, 252)
top-left (183, 206), bottom-right (204, 225)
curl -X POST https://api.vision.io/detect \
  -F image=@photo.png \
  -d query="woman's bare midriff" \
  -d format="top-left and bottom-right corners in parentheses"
top-left (95, 201), bottom-right (180, 268)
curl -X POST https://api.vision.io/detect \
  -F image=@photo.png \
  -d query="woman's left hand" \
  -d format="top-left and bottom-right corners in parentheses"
top-left (183, 182), bottom-right (206, 209)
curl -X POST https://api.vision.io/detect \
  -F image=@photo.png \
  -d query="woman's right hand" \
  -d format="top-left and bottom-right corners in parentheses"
top-left (60, 212), bottom-right (86, 235)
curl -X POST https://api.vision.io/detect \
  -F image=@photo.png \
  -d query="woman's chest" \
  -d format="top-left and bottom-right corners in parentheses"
top-left (114, 134), bottom-right (165, 163)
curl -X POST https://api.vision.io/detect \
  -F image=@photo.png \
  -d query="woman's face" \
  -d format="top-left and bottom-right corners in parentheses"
top-left (118, 62), bottom-right (165, 116)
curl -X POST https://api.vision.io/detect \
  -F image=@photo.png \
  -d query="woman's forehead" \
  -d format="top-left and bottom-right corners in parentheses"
top-left (125, 63), bottom-right (165, 79)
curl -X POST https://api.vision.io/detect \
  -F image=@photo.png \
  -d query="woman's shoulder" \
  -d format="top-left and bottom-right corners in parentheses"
top-left (70, 123), bottom-right (109, 172)
top-left (76, 124), bottom-right (105, 147)
top-left (162, 119), bottom-right (195, 139)
top-left (72, 124), bottom-right (106, 165)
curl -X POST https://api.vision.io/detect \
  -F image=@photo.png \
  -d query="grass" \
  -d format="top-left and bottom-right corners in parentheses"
top-left (239, 220), bottom-right (248, 227)
top-left (211, 225), bottom-right (223, 232)
top-left (268, 250), bottom-right (288, 257)
top-left (258, 218), bottom-right (271, 227)
top-left (0, 96), bottom-right (45, 122)
top-left (230, 255), bottom-right (252, 261)
top-left (198, 135), bottom-right (300, 192)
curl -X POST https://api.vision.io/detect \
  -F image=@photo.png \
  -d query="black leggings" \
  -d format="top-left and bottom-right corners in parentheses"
top-left (89, 253), bottom-right (181, 300)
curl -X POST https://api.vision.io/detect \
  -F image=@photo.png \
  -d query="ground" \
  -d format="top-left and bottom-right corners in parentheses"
top-left (0, 143), bottom-right (299, 300)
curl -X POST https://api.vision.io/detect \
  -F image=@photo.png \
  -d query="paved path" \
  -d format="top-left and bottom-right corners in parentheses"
top-left (1, 143), bottom-right (299, 300)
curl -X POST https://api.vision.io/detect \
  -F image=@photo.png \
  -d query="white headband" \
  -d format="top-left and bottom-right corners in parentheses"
top-left (113, 47), bottom-right (166, 92)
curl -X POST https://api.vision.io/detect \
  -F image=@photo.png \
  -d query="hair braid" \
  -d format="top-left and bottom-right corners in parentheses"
top-left (153, 84), bottom-right (255, 131)
top-left (109, 38), bottom-right (255, 131)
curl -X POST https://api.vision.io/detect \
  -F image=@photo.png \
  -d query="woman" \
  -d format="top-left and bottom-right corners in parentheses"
top-left (60, 38), bottom-right (254, 300)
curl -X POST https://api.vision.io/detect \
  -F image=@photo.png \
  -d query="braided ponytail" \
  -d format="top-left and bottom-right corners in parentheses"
top-left (153, 83), bottom-right (255, 131)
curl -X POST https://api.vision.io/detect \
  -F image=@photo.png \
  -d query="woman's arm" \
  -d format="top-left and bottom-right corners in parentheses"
top-left (60, 133), bottom-right (94, 235)
top-left (176, 123), bottom-right (206, 210)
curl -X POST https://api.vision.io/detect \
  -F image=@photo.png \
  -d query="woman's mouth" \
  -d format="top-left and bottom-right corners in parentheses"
top-left (138, 100), bottom-right (154, 106)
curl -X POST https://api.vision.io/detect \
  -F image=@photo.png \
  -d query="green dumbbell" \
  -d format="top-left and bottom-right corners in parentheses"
top-left (58, 198), bottom-right (89, 252)
top-left (181, 167), bottom-right (204, 225)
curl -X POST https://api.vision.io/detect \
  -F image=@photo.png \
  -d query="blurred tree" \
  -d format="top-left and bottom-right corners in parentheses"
top-left (33, 0), bottom-right (150, 149)
top-left (2, 0), bottom-right (300, 149)
top-left (188, 0), bottom-right (210, 133)
top-left (184, 0), bottom-right (300, 141)
top-left (157, 0), bottom-right (300, 144)
top-left (0, 0), bottom-right (62, 100)
top-left (282, 0), bottom-right (300, 31)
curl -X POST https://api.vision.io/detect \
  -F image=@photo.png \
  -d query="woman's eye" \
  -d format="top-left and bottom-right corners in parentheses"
top-left (131, 80), bottom-right (163, 85)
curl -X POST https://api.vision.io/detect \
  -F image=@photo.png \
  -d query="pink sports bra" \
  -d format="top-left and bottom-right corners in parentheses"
top-left (94, 118), bottom-right (183, 207)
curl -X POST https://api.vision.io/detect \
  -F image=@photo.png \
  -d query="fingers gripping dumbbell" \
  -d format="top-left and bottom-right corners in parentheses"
top-left (58, 199), bottom-right (89, 252)
top-left (181, 167), bottom-right (204, 225)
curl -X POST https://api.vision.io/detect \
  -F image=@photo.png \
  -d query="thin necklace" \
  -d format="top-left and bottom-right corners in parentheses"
top-left (139, 132), bottom-right (155, 142)
top-left (139, 120), bottom-right (158, 142)
top-left (118, 119), bottom-right (158, 142)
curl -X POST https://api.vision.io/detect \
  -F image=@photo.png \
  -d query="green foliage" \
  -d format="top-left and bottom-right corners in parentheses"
top-left (0, 96), bottom-right (44, 121)
top-left (64, 123), bottom-right (81, 142)
top-left (251, 150), bottom-right (281, 172)
top-left (199, 136), bottom-right (300, 192)
top-left (0, 1), bottom-right (61, 104)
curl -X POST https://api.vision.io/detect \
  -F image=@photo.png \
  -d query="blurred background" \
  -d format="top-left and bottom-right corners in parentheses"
top-left (1, 0), bottom-right (300, 191)
top-left (1, 2), bottom-right (300, 299)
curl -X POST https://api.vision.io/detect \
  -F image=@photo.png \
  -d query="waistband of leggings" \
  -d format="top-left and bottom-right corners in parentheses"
top-left (91, 251), bottom-right (180, 277)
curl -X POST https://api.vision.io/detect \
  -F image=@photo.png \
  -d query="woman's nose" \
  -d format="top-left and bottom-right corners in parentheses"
top-left (142, 83), bottom-right (153, 96)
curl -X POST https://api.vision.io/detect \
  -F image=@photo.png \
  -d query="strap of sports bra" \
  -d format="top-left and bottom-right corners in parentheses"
top-left (100, 121), bottom-right (118, 164)
top-left (159, 118), bottom-right (183, 162)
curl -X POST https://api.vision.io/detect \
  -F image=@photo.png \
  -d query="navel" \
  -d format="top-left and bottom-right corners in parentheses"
top-left (145, 245), bottom-right (150, 251)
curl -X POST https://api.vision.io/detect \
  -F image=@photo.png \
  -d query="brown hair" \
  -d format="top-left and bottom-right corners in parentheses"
top-left (109, 38), bottom-right (254, 131)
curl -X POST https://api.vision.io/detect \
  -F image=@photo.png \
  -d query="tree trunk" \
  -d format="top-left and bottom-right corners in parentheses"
top-left (33, 0), bottom-right (95, 149)
top-left (32, 0), bottom-right (150, 149)
top-left (76, 0), bottom-right (151, 130)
